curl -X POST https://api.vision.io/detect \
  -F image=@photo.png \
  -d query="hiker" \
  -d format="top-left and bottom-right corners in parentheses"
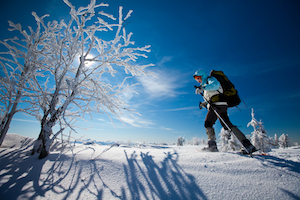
top-left (193, 70), bottom-right (256, 154)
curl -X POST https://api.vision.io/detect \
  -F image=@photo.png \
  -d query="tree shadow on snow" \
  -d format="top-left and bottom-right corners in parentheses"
top-left (122, 149), bottom-right (208, 200)
top-left (0, 147), bottom-right (68, 200)
top-left (0, 146), bottom-right (208, 200)
top-left (0, 146), bottom-right (105, 200)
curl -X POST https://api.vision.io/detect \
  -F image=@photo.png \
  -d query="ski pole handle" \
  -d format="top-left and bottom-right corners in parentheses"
top-left (194, 85), bottom-right (205, 96)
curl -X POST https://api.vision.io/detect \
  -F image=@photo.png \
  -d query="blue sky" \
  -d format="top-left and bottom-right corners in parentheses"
top-left (1, 0), bottom-right (300, 144)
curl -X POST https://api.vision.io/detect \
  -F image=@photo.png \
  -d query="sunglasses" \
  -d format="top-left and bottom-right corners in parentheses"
top-left (194, 76), bottom-right (202, 80)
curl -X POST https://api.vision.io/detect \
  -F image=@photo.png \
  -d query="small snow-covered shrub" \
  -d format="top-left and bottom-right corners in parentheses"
top-left (279, 133), bottom-right (291, 148)
top-left (177, 136), bottom-right (185, 146)
top-left (247, 108), bottom-right (271, 153)
top-left (219, 128), bottom-right (241, 151)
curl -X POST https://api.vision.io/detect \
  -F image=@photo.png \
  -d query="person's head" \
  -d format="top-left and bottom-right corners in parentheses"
top-left (193, 70), bottom-right (208, 85)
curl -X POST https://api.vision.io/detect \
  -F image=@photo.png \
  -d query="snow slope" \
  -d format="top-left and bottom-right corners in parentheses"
top-left (0, 134), bottom-right (300, 200)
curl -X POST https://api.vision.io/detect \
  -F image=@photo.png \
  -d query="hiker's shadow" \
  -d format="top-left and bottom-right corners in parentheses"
top-left (122, 149), bottom-right (208, 200)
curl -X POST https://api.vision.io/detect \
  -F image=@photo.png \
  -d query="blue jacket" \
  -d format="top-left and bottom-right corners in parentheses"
top-left (202, 76), bottom-right (220, 91)
top-left (202, 76), bottom-right (226, 105)
top-left (194, 70), bottom-right (226, 105)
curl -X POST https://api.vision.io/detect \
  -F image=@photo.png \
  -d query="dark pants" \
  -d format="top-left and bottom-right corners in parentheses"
top-left (204, 105), bottom-right (233, 130)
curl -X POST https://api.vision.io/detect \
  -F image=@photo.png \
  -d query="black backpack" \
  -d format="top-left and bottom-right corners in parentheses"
top-left (209, 70), bottom-right (241, 107)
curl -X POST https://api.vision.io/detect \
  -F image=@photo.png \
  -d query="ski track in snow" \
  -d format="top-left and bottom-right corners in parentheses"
top-left (0, 134), bottom-right (300, 200)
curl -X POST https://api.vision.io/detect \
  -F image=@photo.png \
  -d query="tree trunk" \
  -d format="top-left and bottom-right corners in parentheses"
top-left (32, 104), bottom-right (62, 159)
top-left (34, 122), bottom-right (54, 159)
top-left (0, 84), bottom-right (24, 147)
top-left (0, 117), bottom-right (11, 146)
top-left (39, 128), bottom-right (52, 159)
top-left (31, 132), bottom-right (43, 156)
top-left (31, 63), bottom-right (75, 159)
top-left (0, 103), bottom-right (18, 146)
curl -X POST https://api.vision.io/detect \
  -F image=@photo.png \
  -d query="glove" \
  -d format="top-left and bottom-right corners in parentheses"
top-left (195, 87), bottom-right (204, 95)
top-left (199, 101), bottom-right (208, 109)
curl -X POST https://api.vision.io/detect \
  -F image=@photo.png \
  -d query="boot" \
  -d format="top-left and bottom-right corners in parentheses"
top-left (202, 140), bottom-right (219, 152)
top-left (205, 127), bottom-right (216, 141)
top-left (240, 139), bottom-right (257, 155)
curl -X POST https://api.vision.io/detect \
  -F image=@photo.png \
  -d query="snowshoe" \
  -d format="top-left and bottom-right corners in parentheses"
top-left (239, 139), bottom-right (257, 155)
top-left (202, 140), bottom-right (219, 152)
top-left (202, 146), bottom-right (219, 152)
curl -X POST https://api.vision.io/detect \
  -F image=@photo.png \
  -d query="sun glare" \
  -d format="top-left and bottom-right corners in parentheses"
top-left (84, 54), bottom-right (96, 67)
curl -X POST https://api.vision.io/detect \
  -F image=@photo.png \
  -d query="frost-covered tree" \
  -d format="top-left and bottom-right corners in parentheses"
top-left (268, 134), bottom-right (279, 148)
top-left (247, 108), bottom-right (271, 152)
top-left (188, 136), bottom-right (203, 145)
top-left (31, 0), bottom-right (154, 159)
top-left (219, 128), bottom-right (230, 151)
top-left (279, 133), bottom-right (290, 148)
top-left (219, 128), bottom-right (241, 151)
top-left (177, 136), bottom-right (185, 146)
top-left (228, 134), bottom-right (242, 151)
top-left (1, 0), bottom-right (154, 159)
top-left (273, 134), bottom-right (279, 148)
top-left (0, 16), bottom-right (49, 146)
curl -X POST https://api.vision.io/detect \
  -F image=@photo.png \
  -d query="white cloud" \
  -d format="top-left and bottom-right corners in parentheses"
top-left (136, 57), bottom-right (183, 99)
top-left (164, 106), bottom-right (198, 112)
top-left (119, 115), bottom-right (155, 128)
top-left (12, 118), bottom-right (39, 123)
top-left (162, 127), bottom-right (173, 131)
top-left (156, 56), bottom-right (173, 66)
top-left (137, 74), bottom-right (177, 99)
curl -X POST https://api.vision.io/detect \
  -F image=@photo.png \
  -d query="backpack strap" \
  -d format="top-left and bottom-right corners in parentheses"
top-left (208, 76), bottom-right (222, 94)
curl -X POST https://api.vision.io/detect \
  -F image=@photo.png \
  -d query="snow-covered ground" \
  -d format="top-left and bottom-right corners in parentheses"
top-left (0, 134), bottom-right (300, 200)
